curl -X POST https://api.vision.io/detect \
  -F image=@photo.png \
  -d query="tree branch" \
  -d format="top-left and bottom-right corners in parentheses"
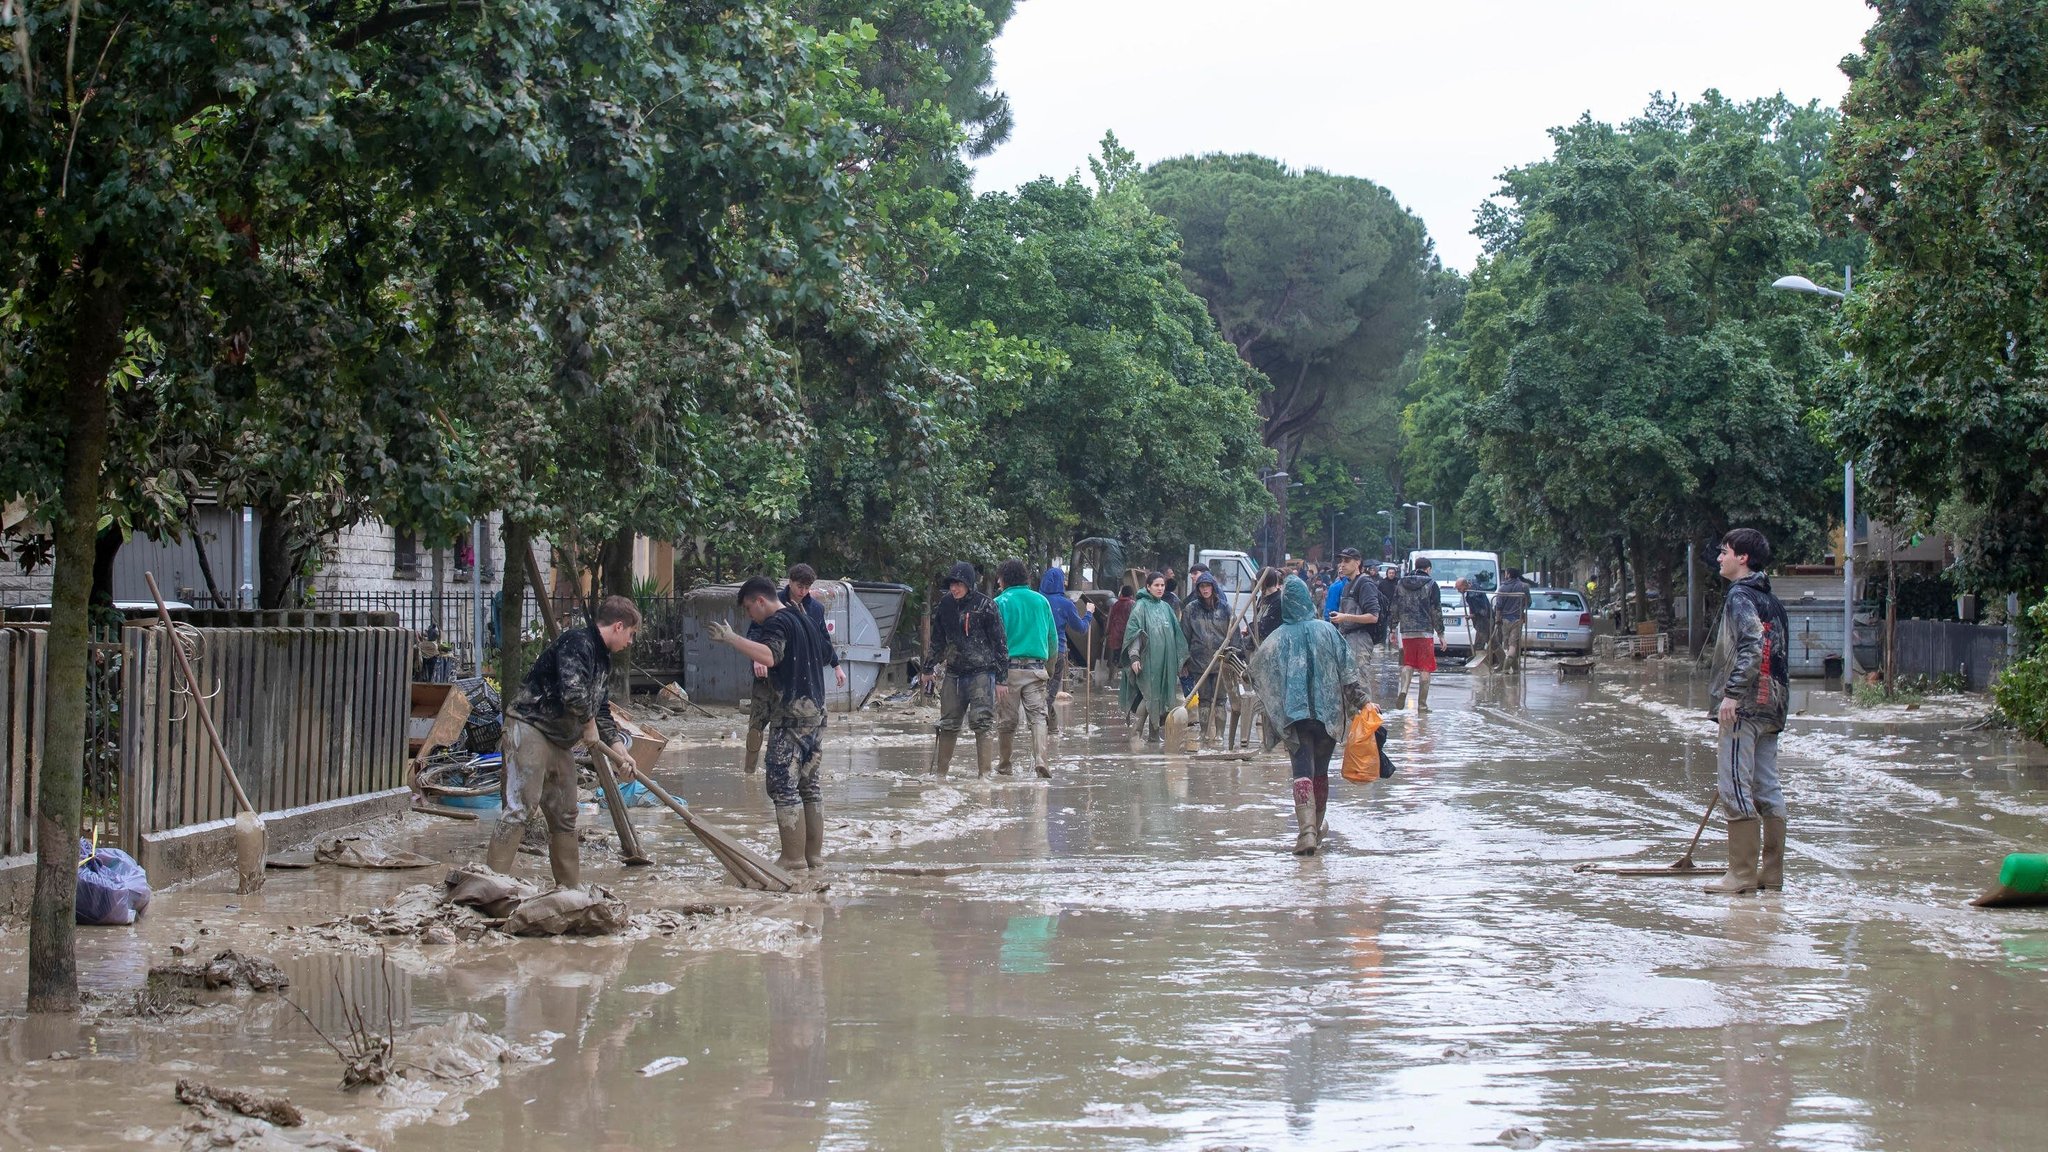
top-left (331, 1), bottom-right (484, 53)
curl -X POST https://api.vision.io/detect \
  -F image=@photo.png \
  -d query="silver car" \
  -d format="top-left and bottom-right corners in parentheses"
top-left (1523, 588), bottom-right (1594, 656)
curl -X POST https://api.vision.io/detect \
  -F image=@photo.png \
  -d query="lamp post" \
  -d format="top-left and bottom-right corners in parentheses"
top-left (1417, 501), bottom-right (1435, 550)
top-left (1772, 266), bottom-right (1853, 694)
top-left (1401, 502), bottom-right (1421, 560)
top-left (1377, 509), bottom-right (1396, 562)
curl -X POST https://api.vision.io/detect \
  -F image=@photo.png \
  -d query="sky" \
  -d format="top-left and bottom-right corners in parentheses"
top-left (973, 1), bottom-right (1877, 271)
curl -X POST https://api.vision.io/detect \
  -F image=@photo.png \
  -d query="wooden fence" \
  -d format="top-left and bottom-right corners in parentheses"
top-left (1891, 619), bottom-right (2011, 692)
top-left (0, 626), bottom-right (47, 859)
top-left (120, 625), bottom-right (412, 855)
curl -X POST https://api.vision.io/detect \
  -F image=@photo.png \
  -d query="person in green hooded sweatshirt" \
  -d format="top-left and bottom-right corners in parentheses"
top-left (1119, 571), bottom-right (1189, 741)
top-left (993, 558), bottom-right (1059, 778)
top-left (1250, 575), bottom-right (1366, 855)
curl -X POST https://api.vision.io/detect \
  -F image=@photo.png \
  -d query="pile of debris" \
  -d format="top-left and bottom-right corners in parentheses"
top-left (310, 866), bottom-right (700, 944)
top-left (149, 949), bottom-right (291, 993)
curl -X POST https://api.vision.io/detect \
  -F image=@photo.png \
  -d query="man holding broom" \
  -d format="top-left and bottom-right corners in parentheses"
top-left (709, 576), bottom-right (833, 874)
top-left (487, 595), bottom-right (642, 889)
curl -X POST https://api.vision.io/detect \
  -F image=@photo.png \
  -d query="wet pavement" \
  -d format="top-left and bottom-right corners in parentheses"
top-left (5, 659), bottom-right (2048, 1150)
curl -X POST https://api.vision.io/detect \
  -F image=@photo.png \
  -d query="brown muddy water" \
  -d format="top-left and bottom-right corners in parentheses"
top-left (5, 660), bottom-right (2048, 1150)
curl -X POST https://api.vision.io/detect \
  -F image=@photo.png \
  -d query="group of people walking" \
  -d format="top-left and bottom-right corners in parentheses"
top-left (476, 526), bottom-right (1791, 895)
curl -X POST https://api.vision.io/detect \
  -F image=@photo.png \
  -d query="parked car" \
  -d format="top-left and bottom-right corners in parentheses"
top-left (1523, 589), bottom-right (1594, 655)
top-left (1438, 585), bottom-right (1475, 657)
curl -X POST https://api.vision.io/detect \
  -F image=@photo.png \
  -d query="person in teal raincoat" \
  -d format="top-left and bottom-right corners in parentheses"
top-left (1250, 576), bottom-right (1364, 855)
top-left (1118, 572), bottom-right (1187, 739)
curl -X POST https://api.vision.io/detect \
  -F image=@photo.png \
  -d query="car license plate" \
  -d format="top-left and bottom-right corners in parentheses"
top-left (1536, 631), bottom-right (1568, 639)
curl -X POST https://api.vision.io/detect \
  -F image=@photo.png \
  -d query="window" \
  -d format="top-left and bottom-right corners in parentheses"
top-left (1530, 591), bottom-right (1585, 612)
top-left (394, 530), bottom-right (418, 577)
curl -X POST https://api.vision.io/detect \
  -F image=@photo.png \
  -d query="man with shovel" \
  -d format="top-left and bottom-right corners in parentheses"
top-left (487, 595), bottom-right (642, 889)
top-left (709, 576), bottom-right (832, 874)
top-left (1704, 528), bottom-right (1791, 896)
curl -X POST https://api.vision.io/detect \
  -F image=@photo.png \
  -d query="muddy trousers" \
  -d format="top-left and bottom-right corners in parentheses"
top-left (1343, 633), bottom-right (1377, 702)
top-left (936, 671), bottom-right (998, 735)
top-left (764, 717), bottom-right (826, 809)
top-left (1498, 620), bottom-right (1525, 670)
top-left (1716, 717), bottom-right (1784, 820)
top-left (487, 719), bottom-right (581, 886)
top-left (996, 662), bottom-right (1050, 774)
top-left (1046, 653), bottom-right (1069, 733)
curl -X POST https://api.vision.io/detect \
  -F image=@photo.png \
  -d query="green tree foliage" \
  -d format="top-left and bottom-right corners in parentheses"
top-left (1993, 594), bottom-right (2048, 747)
top-left (914, 137), bottom-right (1273, 562)
top-left (1815, 0), bottom-right (2048, 594)
top-left (1407, 93), bottom-right (1844, 607)
top-left (1141, 154), bottom-right (1435, 465)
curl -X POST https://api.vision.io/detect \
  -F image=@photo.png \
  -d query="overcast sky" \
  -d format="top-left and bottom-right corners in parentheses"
top-left (973, 1), bottom-right (1876, 271)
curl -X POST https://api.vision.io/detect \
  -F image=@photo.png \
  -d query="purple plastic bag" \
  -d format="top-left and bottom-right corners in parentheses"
top-left (76, 838), bottom-right (152, 925)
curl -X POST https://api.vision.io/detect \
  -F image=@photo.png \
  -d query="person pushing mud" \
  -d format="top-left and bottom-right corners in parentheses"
top-left (486, 596), bottom-right (642, 889)
top-left (709, 576), bottom-right (834, 874)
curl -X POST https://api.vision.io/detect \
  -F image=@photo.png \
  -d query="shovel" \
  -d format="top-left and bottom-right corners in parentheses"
top-left (592, 741), bottom-right (799, 893)
top-left (1166, 584), bottom-right (1262, 750)
top-left (585, 738), bottom-right (654, 867)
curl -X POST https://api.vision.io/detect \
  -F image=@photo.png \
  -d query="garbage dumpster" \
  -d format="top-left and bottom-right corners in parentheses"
top-left (680, 580), bottom-right (909, 711)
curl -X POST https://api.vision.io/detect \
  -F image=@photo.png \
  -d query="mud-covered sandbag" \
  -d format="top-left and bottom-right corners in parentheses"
top-left (502, 885), bottom-right (630, 937)
top-left (444, 865), bottom-right (538, 918)
top-left (315, 836), bottom-right (437, 870)
top-left (150, 949), bottom-right (289, 992)
top-left (76, 838), bottom-right (151, 925)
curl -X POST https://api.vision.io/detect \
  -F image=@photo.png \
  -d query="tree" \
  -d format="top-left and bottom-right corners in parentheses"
top-left (1415, 94), bottom-right (1844, 612)
top-left (0, 0), bottom-right (879, 1012)
top-left (1815, 0), bottom-right (2048, 594)
top-left (1141, 154), bottom-right (1435, 465)
top-left (914, 138), bottom-right (1273, 563)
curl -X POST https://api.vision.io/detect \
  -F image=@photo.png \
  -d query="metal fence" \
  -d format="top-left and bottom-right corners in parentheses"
top-left (120, 625), bottom-right (412, 853)
top-left (1890, 619), bottom-right (2010, 692)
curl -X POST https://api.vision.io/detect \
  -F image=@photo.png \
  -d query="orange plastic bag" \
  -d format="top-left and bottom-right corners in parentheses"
top-left (1340, 703), bottom-right (1384, 783)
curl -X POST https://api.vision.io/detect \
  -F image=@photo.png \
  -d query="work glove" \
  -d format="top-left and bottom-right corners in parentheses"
top-left (706, 619), bottom-right (737, 644)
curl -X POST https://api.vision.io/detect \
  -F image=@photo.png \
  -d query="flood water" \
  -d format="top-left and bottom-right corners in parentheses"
top-left (6, 660), bottom-right (2048, 1150)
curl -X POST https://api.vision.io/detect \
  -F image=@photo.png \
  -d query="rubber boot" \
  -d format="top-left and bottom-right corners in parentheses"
top-left (1293, 800), bottom-right (1319, 855)
top-left (975, 731), bottom-right (995, 779)
top-left (1417, 674), bottom-right (1432, 713)
top-left (1313, 776), bottom-right (1330, 841)
top-left (1704, 818), bottom-right (1762, 895)
top-left (743, 727), bottom-right (763, 775)
top-left (1395, 666), bottom-right (1411, 711)
top-left (774, 806), bottom-right (808, 873)
top-left (932, 730), bottom-right (958, 778)
top-left (802, 801), bottom-right (825, 871)
top-left (996, 731), bottom-right (1016, 775)
top-left (547, 829), bottom-right (582, 890)
top-left (485, 823), bottom-right (519, 876)
top-left (1759, 814), bottom-right (1786, 892)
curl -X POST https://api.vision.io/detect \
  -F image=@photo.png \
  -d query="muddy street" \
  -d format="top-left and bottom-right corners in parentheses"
top-left (5, 660), bottom-right (2047, 1151)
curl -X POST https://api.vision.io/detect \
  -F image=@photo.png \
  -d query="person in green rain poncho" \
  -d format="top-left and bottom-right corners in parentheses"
top-left (1249, 575), bottom-right (1365, 856)
top-left (1118, 571), bottom-right (1188, 740)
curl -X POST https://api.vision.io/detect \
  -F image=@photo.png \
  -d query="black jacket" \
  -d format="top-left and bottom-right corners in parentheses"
top-left (506, 623), bottom-right (622, 749)
top-left (759, 604), bottom-right (828, 725)
top-left (781, 585), bottom-right (840, 668)
top-left (1710, 573), bottom-right (1790, 731)
top-left (926, 561), bottom-right (1008, 677)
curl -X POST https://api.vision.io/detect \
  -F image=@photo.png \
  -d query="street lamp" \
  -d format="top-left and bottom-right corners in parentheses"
top-left (1417, 501), bottom-right (1436, 550)
top-left (1377, 509), bottom-right (1396, 561)
top-left (1772, 264), bottom-right (1853, 693)
top-left (1401, 502), bottom-right (1422, 559)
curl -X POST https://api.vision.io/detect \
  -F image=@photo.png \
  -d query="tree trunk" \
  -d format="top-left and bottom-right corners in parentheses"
top-left (184, 506), bottom-right (228, 606)
top-left (499, 519), bottom-right (530, 696)
top-left (256, 506), bottom-right (293, 609)
top-left (90, 528), bottom-right (122, 609)
top-left (600, 526), bottom-right (634, 601)
top-left (32, 272), bottom-right (125, 1013)
top-left (1626, 532), bottom-right (1652, 629)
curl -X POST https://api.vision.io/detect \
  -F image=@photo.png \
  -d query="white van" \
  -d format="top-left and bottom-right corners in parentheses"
top-left (1408, 549), bottom-right (1500, 594)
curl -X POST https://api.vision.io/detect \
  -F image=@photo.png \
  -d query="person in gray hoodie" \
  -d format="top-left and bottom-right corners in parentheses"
top-left (1391, 557), bottom-right (1445, 711)
top-left (1703, 528), bottom-right (1791, 896)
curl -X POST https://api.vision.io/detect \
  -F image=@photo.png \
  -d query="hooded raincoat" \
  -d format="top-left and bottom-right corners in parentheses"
top-left (1039, 567), bottom-right (1092, 657)
top-left (1118, 589), bottom-right (1188, 725)
top-left (1180, 574), bottom-right (1234, 679)
top-left (1249, 577), bottom-right (1359, 751)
